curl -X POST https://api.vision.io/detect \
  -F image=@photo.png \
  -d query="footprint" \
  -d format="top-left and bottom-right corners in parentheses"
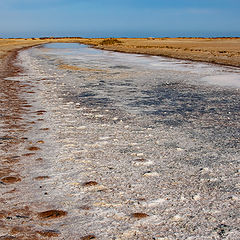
top-left (131, 213), bottom-right (149, 219)
top-left (38, 210), bottom-right (67, 220)
top-left (27, 146), bottom-right (40, 151)
top-left (81, 235), bottom-right (96, 240)
top-left (34, 176), bottom-right (49, 180)
top-left (36, 229), bottom-right (60, 237)
top-left (82, 181), bottom-right (98, 187)
top-left (1, 176), bottom-right (21, 184)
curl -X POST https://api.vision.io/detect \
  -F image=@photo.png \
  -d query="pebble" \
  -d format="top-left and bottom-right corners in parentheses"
top-left (143, 172), bottom-right (159, 177)
top-left (231, 196), bottom-right (239, 201)
top-left (171, 214), bottom-right (184, 222)
top-left (77, 126), bottom-right (87, 130)
top-left (176, 148), bottom-right (184, 151)
top-left (95, 114), bottom-right (104, 118)
top-left (99, 136), bottom-right (110, 140)
top-left (193, 194), bottom-right (201, 201)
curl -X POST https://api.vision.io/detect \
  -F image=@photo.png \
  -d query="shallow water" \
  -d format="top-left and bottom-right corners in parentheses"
top-left (1, 43), bottom-right (239, 239)
top-left (35, 43), bottom-right (240, 116)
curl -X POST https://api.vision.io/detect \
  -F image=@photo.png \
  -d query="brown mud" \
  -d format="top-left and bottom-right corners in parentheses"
top-left (0, 49), bottom-right (67, 239)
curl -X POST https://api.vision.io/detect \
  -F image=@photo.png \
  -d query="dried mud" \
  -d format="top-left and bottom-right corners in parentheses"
top-left (0, 50), bottom-right (68, 239)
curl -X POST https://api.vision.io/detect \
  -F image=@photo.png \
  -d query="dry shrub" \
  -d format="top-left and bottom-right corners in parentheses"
top-left (100, 38), bottom-right (122, 45)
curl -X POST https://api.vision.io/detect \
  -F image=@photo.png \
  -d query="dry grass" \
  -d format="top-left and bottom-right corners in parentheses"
top-left (100, 38), bottom-right (122, 45)
top-left (87, 37), bottom-right (240, 67)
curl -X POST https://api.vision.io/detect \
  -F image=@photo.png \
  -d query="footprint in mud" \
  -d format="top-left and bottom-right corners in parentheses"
top-left (4, 156), bottom-right (20, 164)
top-left (34, 176), bottom-right (49, 180)
top-left (27, 146), bottom-right (40, 151)
top-left (133, 158), bottom-right (146, 162)
top-left (35, 110), bottom-right (47, 115)
top-left (22, 153), bottom-right (35, 157)
top-left (36, 229), bottom-right (60, 237)
top-left (40, 128), bottom-right (49, 131)
top-left (38, 210), bottom-right (67, 220)
top-left (23, 104), bottom-right (32, 108)
top-left (81, 235), bottom-right (96, 240)
top-left (131, 213), bottom-right (149, 219)
top-left (1, 176), bottom-right (21, 184)
top-left (78, 206), bottom-right (91, 210)
top-left (82, 181), bottom-right (98, 187)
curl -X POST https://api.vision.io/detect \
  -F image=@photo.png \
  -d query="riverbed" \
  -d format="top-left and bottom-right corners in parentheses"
top-left (1, 43), bottom-right (240, 239)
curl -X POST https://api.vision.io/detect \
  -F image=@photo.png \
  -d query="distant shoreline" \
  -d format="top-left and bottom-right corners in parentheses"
top-left (0, 37), bottom-right (240, 68)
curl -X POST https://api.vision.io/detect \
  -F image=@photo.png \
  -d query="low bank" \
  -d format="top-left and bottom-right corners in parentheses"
top-left (1, 37), bottom-right (240, 68)
top-left (85, 38), bottom-right (240, 68)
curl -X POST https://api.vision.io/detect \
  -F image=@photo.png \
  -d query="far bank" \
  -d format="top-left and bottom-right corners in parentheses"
top-left (0, 37), bottom-right (240, 68)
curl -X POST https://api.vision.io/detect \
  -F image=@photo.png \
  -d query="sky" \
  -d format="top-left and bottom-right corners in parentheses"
top-left (0, 0), bottom-right (240, 38)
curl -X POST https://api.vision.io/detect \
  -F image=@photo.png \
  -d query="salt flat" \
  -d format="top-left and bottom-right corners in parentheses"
top-left (0, 42), bottom-right (240, 239)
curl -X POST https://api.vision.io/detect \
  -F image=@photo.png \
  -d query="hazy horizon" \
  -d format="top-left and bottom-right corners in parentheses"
top-left (2, 30), bottom-right (240, 39)
top-left (0, 0), bottom-right (239, 38)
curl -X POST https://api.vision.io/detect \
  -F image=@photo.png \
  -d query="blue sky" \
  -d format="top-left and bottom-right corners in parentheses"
top-left (0, 0), bottom-right (240, 38)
